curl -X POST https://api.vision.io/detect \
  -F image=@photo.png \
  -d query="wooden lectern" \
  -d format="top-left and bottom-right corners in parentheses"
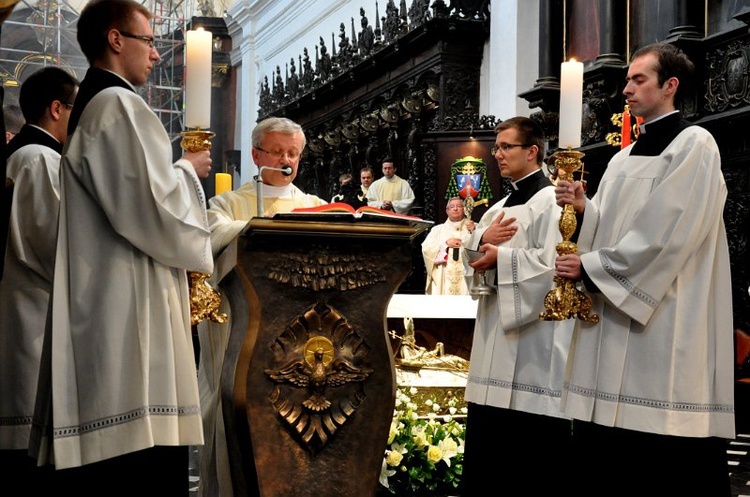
top-left (214, 212), bottom-right (431, 497)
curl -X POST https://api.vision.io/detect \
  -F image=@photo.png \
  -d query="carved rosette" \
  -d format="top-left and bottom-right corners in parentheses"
top-left (265, 302), bottom-right (373, 453)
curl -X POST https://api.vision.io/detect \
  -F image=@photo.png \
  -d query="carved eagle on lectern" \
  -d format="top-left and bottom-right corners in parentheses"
top-left (265, 336), bottom-right (374, 412)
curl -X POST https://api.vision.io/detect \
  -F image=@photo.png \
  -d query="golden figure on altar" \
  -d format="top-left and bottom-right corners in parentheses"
top-left (392, 317), bottom-right (469, 372)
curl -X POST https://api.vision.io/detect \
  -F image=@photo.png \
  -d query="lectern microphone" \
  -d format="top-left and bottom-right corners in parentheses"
top-left (255, 165), bottom-right (293, 180)
top-left (255, 165), bottom-right (294, 217)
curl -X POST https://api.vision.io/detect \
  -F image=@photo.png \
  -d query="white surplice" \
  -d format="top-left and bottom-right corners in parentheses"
top-left (564, 125), bottom-right (735, 438)
top-left (30, 86), bottom-right (213, 469)
top-left (463, 187), bottom-right (574, 417)
top-left (0, 144), bottom-right (60, 449)
top-left (365, 174), bottom-right (415, 214)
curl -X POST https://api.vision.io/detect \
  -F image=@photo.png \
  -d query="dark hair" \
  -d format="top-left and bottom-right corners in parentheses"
top-left (77, 0), bottom-right (152, 63)
top-left (19, 67), bottom-right (79, 123)
top-left (360, 166), bottom-right (374, 175)
top-left (631, 43), bottom-right (694, 105)
top-left (494, 116), bottom-right (546, 165)
top-left (3, 104), bottom-right (24, 134)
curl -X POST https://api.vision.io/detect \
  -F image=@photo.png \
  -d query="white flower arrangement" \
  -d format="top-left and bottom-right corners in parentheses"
top-left (378, 387), bottom-right (467, 496)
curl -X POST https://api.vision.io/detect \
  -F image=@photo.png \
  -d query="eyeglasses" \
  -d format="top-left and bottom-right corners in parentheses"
top-left (254, 146), bottom-right (300, 161)
top-left (119, 30), bottom-right (155, 49)
top-left (63, 102), bottom-right (74, 109)
top-left (491, 143), bottom-right (532, 154)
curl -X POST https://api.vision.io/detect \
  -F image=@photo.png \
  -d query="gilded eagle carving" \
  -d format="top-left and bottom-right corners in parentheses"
top-left (266, 336), bottom-right (373, 412)
top-left (264, 302), bottom-right (374, 452)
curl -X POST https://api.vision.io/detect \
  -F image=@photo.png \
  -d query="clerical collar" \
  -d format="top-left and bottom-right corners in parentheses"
top-left (638, 110), bottom-right (679, 135)
top-left (6, 123), bottom-right (63, 158)
top-left (630, 111), bottom-right (691, 157)
top-left (503, 169), bottom-right (552, 208)
top-left (28, 124), bottom-right (60, 143)
top-left (100, 68), bottom-right (137, 92)
top-left (510, 169), bottom-right (544, 190)
top-left (261, 183), bottom-right (294, 198)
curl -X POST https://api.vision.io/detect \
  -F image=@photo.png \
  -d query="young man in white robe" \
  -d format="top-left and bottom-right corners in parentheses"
top-left (555, 42), bottom-right (735, 496)
top-left (421, 197), bottom-right (475, 295)
top-left (0, 66), bottom-right (77, 491)
top-left (197, 116), bottom-right (327, 497)
top-left (29, 1), bottom-right (214, 493)
top-left (460, 116), bottom-right (576, 494)
top-left (366, 159), bottom-right (415, 214)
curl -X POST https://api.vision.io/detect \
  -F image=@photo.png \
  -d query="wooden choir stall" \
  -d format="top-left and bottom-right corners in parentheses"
top-left (207, 211), bottom-right (432, 497)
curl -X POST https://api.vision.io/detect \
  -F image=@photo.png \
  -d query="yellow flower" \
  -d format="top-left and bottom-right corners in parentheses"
top-left (426, 444), bottom-right (443, 463)
top-left (385, 449), bottom-right (404, 467)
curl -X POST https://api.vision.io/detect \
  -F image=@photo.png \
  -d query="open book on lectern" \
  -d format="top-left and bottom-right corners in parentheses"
top-left (272, 202), bottom-right (434, 229)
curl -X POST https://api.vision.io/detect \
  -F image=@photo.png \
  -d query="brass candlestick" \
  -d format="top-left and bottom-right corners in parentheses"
top-left (539, 148), bottom-right (599, 323)
top-left (181, 127), bottom-right (227, 326)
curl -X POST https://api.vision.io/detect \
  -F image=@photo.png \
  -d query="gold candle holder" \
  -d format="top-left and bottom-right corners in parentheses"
top-left (181, 127), bottom-right (227, 325)
top-left (539, 148), bottom-right (599, 323)
top-left (180, 128), bottom-right (216, 152)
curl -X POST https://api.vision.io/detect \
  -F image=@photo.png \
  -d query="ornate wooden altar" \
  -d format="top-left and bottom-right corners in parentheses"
top-left (215, 214), bottom-right (431, 496)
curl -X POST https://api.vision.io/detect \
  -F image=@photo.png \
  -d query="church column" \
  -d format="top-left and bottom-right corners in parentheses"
top-left (663, 0), bottom-right (705, 117)
top-left (518, 0), bottom-right (563, 143)
top-left (667, 0), bottom-right (704, 40)
top-left (537, 0), bottom-right (563, 84)
top-left (595, 0), bottom-right (626, 64)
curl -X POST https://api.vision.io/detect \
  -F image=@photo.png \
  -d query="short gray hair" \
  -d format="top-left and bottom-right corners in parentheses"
top-left (251, 117), bottom-right (306, 149)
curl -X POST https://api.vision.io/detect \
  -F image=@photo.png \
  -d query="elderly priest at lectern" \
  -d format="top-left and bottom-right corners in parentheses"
top-left (197, 116), bottom-right (327, 497)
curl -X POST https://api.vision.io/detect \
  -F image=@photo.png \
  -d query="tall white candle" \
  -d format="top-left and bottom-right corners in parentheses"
top-left (185, 28), bottom-right (212, 129)
top-left (559, 58), bottom-right (584, 149)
